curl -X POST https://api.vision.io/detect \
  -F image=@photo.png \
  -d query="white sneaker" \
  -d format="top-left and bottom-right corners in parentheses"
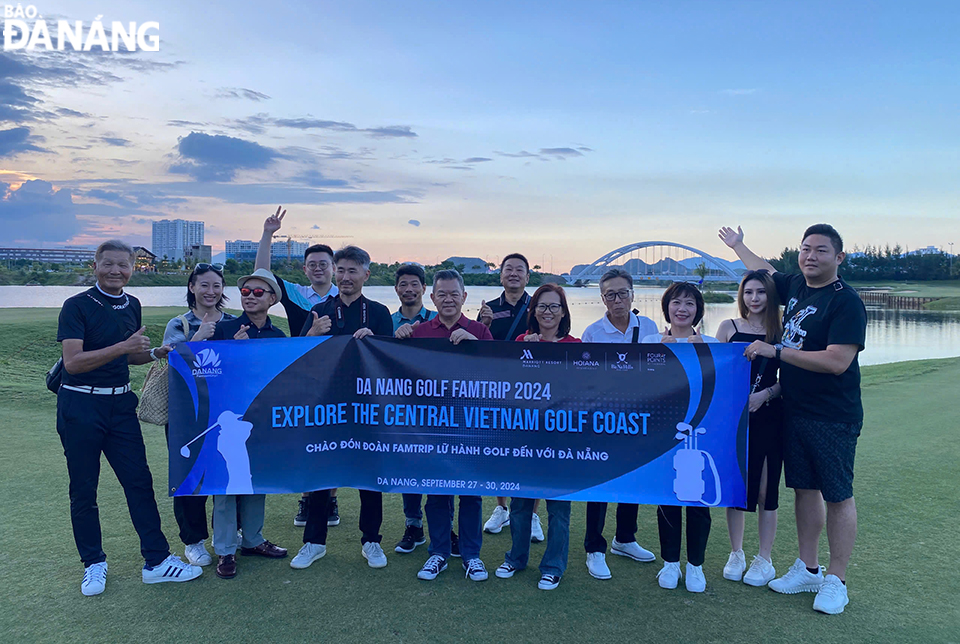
top-left (81, 562), bottom-right (107, 596)
top-left (538, 574), bottom-right (561, 590)
top-left (484, 505), bottom-right (510, 534)
top-left (184, 541), bottom-right (213, 567)
top-left (463, 558), bottom-right (488, 581)
top-left (685, 563), bottom-right (706, 593)
top-left (417, 555), bottom-right (447, 580)
top-left (586, 552), bottom-right (612, 580)
top-left (495, 562), bottom-right (517, 579)
top-left (813, 574), bottom-right (849, 614)
top-left (142, 554), bottom-right (202, 584)
top-left (290, 543), bottom-right (326, 569)
top-left (769, 558), bottom-right (824, 594)
top-left (362, 541), bottom-right (388, 569)
top-left (743, 554), bottom-right (776, 587)
top-left (530, 513), bottom-right (544, 543)
top-left (611, 539), bottom-right (656, 562)
top-left (723, 549), bottom-right (746, 581)
top-left (657, 561), bottom-right (682, 589)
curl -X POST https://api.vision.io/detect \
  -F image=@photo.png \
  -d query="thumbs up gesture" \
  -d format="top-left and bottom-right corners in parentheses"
top-left (305, 311), bottom-right (332, 336)
top-left (193, 311), bottom-right (218, 341)
top-left (479, 300), bottom-right (493, 326)
top-left (123, 326), bottom-right (151, 354)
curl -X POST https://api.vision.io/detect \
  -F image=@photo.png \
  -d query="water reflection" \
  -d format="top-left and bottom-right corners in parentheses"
top-left (3, 285), bottom-right (958, 367)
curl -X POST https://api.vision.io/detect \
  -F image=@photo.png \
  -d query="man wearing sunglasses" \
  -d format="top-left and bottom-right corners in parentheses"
top-left (578, 268), bottom-right (659, 580)
top-left (292, 246), bottom-right (394, 572)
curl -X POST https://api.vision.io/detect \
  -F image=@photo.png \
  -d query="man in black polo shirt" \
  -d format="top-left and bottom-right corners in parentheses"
top-left (57, 240), bottom-right (202, 596)
top-left (720, 223), bottom-right (867, 615)
top-left (478, 253), bottom-right (533, 534)
top-left (291, 245), bottom-right (393, 571)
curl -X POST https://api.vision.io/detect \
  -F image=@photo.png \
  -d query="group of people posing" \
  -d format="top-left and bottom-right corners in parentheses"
top-left (55, 210), bottom-right (866, 615)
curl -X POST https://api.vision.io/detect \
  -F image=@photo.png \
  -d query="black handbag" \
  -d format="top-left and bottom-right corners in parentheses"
top-left (46, 357), bottom-right (63, 394)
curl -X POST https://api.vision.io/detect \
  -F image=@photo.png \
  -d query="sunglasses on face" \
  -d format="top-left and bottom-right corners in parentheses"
top-left (240, 287), bottom-right (274, 297)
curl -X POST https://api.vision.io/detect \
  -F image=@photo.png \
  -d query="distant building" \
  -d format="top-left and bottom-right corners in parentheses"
top-left (0, 247), bottom-right (95, 264)
top-left (225, 240), bottom-right (258, 262)
top-left (909, 246), bottom-right (941, 256)
top-left (271, 239), bottom-right (311, 262)
top-left (184, 244), bottom-right (212, 264)
top-left (152, 219), bottom-right (204, 261)
top-left (132, 247), bottom-right (157, 272)
top-left (445, 256), bottom-right (491, 274)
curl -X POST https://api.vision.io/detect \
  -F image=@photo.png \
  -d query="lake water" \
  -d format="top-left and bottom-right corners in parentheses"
top-left (3, 285), bottom-right (959, 367)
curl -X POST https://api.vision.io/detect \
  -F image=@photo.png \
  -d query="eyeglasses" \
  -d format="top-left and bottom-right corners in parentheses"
top-left (240, 287), bottom-right (274, 297)
top-left (194, 263), bottom-right (224, 273)
top-left (602, 290), bottom-right (632, 302)
top-left (535, 303), bottom-right (562, 313)
top-left (306, 261), bottom-right (331, 270)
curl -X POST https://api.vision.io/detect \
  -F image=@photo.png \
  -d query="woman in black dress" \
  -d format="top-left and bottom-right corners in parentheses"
top-left (715, 269), bottom-right (784, 587)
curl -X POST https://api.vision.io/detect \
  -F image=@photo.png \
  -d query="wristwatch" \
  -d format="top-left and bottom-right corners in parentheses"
top-left (774, 343), bottom-right (783, 360)
top-left (149, 348), bottom-right (158, 361)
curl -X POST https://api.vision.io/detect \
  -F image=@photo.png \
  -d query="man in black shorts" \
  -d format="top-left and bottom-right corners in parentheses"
top-left (719, 223), bottom-right (866, 615)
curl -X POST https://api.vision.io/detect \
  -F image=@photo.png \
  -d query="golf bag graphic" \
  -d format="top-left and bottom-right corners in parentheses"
top-left (673, 422), bottom-right (722, 506)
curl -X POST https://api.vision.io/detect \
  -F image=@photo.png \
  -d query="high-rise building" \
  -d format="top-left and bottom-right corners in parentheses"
top-left (224, 240), bottom-right (259, 262)
top-left (152, 219), bottom-right (204, 261)
top-left (271, 239), bottom-right (311, 261)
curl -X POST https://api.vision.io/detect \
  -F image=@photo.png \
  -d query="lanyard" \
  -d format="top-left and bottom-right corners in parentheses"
top-left (336, 297), bottom-right (367, 330)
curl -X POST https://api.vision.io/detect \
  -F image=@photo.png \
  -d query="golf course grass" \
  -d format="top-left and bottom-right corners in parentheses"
top-left (1, 307), bottom-right (957, 643)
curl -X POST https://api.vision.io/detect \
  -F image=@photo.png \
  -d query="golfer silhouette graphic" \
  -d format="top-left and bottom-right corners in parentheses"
top-left (176, 410), bottom-right (254, 495)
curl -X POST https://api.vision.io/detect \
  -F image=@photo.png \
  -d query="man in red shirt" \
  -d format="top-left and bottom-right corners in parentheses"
top-left (408, 269), bottom-right (492, 582)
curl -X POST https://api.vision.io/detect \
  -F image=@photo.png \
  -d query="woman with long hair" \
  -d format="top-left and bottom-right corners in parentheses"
top-left (161, 263), bottom-right (236, 568)
top-left (496, 284), bottom-right (579, 590)
top-left (715, 269), bottom-right (784, 587)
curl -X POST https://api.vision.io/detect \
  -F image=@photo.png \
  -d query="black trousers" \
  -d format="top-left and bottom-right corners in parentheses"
top-left (56, 389), bottom-right (169, 567)
top-left (583, 502), bottom-right (639, 553)
top-left (304, 489), bottom-right (383, 545)
top-left (657, 505), bottom-right (711, 566)
top-left (164, 425), bottom-right (209, 545)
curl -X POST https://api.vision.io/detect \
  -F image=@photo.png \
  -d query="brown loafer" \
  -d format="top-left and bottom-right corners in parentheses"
top-left (216, 554), bottom-right (237, 578)
top-left (240, 540), bottom-right (288, 559)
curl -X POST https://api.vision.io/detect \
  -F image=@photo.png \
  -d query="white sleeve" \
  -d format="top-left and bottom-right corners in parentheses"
top-left (640, 333), bottom-right (663, 343)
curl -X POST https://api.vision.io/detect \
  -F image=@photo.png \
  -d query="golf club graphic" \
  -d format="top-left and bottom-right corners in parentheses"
top-left (179, 410), bottom-right (254, 495)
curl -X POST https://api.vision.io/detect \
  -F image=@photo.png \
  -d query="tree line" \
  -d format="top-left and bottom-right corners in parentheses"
top-left (768, 246), bottom-right (958, 281)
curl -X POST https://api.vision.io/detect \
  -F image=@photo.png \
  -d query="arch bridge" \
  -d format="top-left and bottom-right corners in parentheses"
top-left (562, 241), bottom-right (740, 285)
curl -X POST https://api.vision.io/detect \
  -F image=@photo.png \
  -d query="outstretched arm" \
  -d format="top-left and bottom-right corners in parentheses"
top-left (718, 226), bottom-right (776, 273)
top-left (255, 205), bottom-right (285, 272)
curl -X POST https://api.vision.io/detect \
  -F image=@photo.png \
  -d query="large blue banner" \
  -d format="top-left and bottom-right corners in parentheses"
top-left (167, 338), bottom-right (750, 507)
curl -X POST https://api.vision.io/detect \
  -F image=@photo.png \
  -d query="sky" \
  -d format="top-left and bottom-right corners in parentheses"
top-left (0, 0), bottom-right (957, 272)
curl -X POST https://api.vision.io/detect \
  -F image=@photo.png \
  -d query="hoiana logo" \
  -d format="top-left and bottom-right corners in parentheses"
top-left (3, 7), bottom-right (160, 51)
top-left (192, 349), bottom-right (222, 378)
top-left (572, 350), bottom-right (600, 370)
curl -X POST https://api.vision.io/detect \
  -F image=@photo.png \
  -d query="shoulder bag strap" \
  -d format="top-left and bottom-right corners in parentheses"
top-left (505, 295), bottom-right (530, 341)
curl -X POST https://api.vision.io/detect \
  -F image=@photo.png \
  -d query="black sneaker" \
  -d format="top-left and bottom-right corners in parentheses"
top-left (327, 497), bottom-right (341, 527)
top-left (450, 531), bottom-right (461, 558)
top-left (395, 526), bottom-right (426, 553)
top-left (294, 497), bottom-right (308, 527)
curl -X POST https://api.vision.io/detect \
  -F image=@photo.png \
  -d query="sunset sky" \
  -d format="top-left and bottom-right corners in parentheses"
top-left (1, 0), bottom-right (957, 271)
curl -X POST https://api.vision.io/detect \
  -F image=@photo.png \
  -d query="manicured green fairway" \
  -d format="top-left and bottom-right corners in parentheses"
top-left (1, 308), bottom-right (957, 643)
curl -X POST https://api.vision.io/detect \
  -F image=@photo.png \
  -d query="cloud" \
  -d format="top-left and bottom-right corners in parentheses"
top-left (168, 131), bottom-right (282, 182)
top-left (721, 88), bottom-right (760, 95)
top-left (290, 169), bottom-right (350, 188)
top-left (577, 146), bottom-right (593, 152)
top-left (463, 157), bottom-right (492, 163)
top-left (0, 126), bottom-right (47, 157)
top-left (539, 147), bottom-right (583, 159)
top-left (311, 224), bottom-right (321, 229)
top-left (167, 119), bottom-right (207, 128)
top-left (216, 87), bottom-right (271, 101)
top-left (0, 179), bottom-right (81, 243)
top-left (229, 113), bottom-right (418, 138)
top-left (56, 107), bottom-right (92, 118)
top-left (495, 150), bottom-right (539, 158)
top-left (101, 136), bottom-right (130, 147)
top-left (408, 219), bottom-right (420, 227)
top-left (364, 125), bottom-right (417, 139)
